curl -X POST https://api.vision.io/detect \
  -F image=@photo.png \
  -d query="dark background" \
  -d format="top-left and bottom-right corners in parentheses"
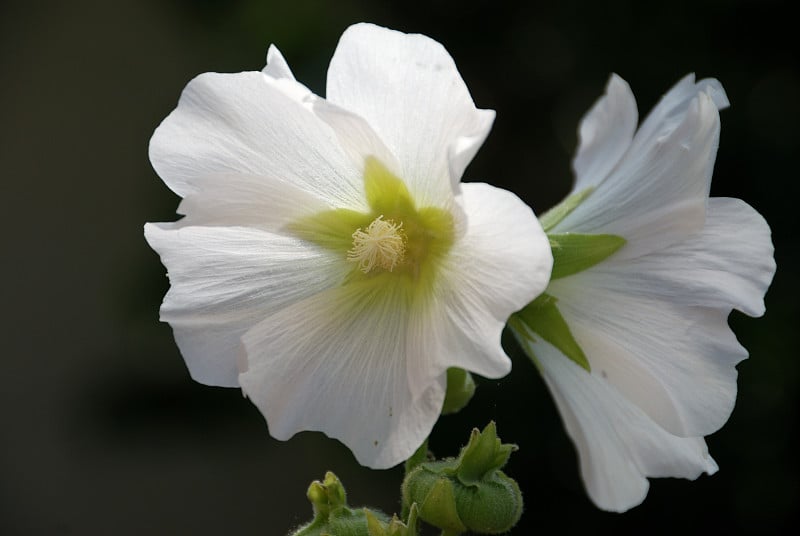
top-left (2, 0), bottom-right (797, 533)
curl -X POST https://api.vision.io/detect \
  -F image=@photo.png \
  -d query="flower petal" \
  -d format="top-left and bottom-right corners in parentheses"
top-left (311, 98), bottom-right (402, 179)
top-left (149, 70), bottom-right (364, 211)
top-left (572, 74), bottom-right (638, 191)
top-left (144, 223), bottom-right (346, 386)
top-left (326, 23), bottom-right (494, 206)
top-left (601, 197), bottom-right (775, 317)
top-left (527, 337), bottom-right (718, 512)
top-left (262, 44), bottom-right (295, 80)
top-left (632, 74), bottom-right (729, 155)
top-left (176, 172), bottom-right (331, 231)
top-left (549, 268), bottom-right (748, 437)
top-left (406, 183), bottom-right (551, 393)
top-left (556, 90), bottom-right (722, 259)
top-left (239, 282), bottom-right (445, 469)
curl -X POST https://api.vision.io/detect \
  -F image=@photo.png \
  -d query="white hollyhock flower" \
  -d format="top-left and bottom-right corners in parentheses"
top-left (510, 74), bottom-right (775, 511)
top-left (144, 23), bottom-right (552, 469)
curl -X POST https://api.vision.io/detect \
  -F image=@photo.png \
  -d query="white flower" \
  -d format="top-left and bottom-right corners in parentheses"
top-left (510, 74), bottom-right (775, 511)
top-left (144, 23), bottom-right (552, 469)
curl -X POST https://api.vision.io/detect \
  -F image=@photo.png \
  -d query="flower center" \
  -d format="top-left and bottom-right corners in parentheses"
top-left (347, 215), bottom-right (406, 273)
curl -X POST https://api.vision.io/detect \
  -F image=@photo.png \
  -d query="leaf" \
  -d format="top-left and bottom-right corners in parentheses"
top-left (512, 293), bottom-right (590, 371)
top-left (549, 233), bottom-right (626, 279)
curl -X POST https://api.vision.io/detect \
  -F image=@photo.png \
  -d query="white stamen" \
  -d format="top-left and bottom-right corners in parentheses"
top-left (347, 216), bottom-right (406, 273)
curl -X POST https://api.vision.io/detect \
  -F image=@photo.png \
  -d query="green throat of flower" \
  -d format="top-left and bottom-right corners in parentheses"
top-left (287, 157), bottom-right (455, 293)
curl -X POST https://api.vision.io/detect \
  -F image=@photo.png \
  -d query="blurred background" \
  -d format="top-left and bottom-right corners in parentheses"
top-left (1, 0), bottom-right (797, 533)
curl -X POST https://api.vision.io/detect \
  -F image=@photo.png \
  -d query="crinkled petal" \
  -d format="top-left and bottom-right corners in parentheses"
top-left (239, 281), bottom-right (445, 469)
top-left (406, 183), bottom-right (551, 395)
top-left (144, 223), bottom-right (346, 386)
top-left (556, 90), bottom-right (721, 259)
top-left (326, 23), bottom-right (494, 206)
top-left (549, 269), bottom-right (748, 437)
top-left (572, 74), bottom-right (638, 191)
top-left (528, 338), bottom-right (718, 512)
top-left (149, 70), bottom-right (364, 211)
top-left (603, 197), bottom-right (775, 317)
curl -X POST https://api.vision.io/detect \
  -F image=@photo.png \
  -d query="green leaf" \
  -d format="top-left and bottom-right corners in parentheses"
top-left (538, 187), bottom-right (594, 232)
top-left (512, 293), bottom-right (590, 371)
top-left (549, 232), bottom-right (626, 279)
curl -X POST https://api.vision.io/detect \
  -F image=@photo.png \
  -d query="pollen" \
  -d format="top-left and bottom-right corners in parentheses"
top-left (347, 215), bottom-right (406, 273)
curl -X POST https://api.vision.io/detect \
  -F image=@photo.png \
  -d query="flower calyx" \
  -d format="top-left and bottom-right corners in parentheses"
top-left (401, 422), bottom-right (522, 534)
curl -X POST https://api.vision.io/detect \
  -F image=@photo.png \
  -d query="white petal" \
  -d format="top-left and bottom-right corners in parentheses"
top-left (262, 45), bottom-right (295, 80)
top-left (144, 223), bottom-right (346, 386)
top-left (602, 197), bottom-right (775, 317)
top-left (633, 74), bottom-right (729, 155)
top-left (549, 269), bottom-right (748, 437)
top-left (406, 183), bottom-right (551, 393)
top-left (555, 91), bottom-right (722, 258)
top-left (527, 337), bottom-right (718, 512)
top-left (311, 98), bottom-right (402, 178)
top-left (572, 74), bottom-right (638, 191)
top-left (260, 45), bottom-right (320, 105)
top-left (239, 282), bottom-right (445, 469)
top-left (176, 172), bottom-right (330, 231)
top-left (149, 71), bottom-right (365, 211)
top-left (326, 23), bottom-right (494, 206)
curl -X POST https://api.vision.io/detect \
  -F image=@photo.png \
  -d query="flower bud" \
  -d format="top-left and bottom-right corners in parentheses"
top-left (401, 422), bottom-right (522, 534)
top-left (441, 368), bottom-right (476, 415)
top-left (291, 472), bottom-right (390, 536)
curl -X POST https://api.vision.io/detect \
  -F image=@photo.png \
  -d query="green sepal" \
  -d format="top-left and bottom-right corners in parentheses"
top-left (538, 187), bottom-right (594, 232)
top-left (441, 368), bottom-right (476, 415)
top-left (366, 504), bottom-right (419, 536)
top-left (549, 232), bottom-right (626, 279)
top-left (414, 478), bottom-right (467, 533)
top-left (456, 422), bottom-right (516, 485)
top-left (511, 293), bottom-right (590, 372)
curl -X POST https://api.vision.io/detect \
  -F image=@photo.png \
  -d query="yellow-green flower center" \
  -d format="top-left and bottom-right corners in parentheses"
top-left (287, 157), bottom-right (455, 294)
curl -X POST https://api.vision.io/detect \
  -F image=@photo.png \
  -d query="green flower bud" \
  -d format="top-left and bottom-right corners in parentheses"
top-left (441, 368), bottom-right (476, 415)
top-left (291, 472), bottom-right (390, 536)
top-left (401, 422), bottom-right (522, 535)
